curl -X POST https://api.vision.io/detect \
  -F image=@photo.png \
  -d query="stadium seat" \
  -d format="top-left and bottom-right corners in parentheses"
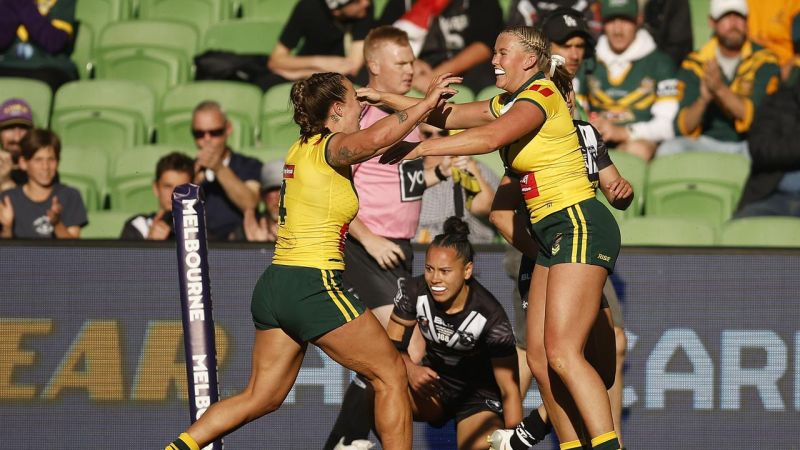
top-left (476, 85), bottom-right (504, 101)
top-left (109, 145), bottom-right (185, 212)
top-left (94, 20), bottom-right (199, 99)
top-left (239, 0), bottom-right (297, 20)
top-left (51, 80), bottom-right (156, 150)
top-left (138, 0), bottom-right (228, 35)
top-left (597, 150), bottom-right (647, 221)
top-left (157, 81), bottom-right (262, 148)
top-left (72, 23), bottom-right (94, 79)
top-left (718, 217), bottom-right (800, 247)
top-left (75, 0), bottom-right (133, 46)
top-left (261, 82), bottom-right (299, 148)
top-left (202, 19), bottom-right (283, 54)
top-left (619, 217), bottom-right (716, 246)
top-left (472, 152), bottom-right (505, 179)
top-left (59, 146), bottom-right (113, 211)
top-left (690, 0), bottom-right (712, 50)
top-left (82, 210), bottom-right (132, 239)
top-left (0, 78), bottom-right (52, 127)
top-left (645, 152), bottom-right (750, 228)
top-left (449, 85), bottom-right (475, 104)
top-left (238, 145), bottom-right (288, 163)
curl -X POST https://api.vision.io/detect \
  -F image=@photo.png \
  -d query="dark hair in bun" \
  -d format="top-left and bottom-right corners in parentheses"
top-left (430, 216), bottom-right (474, 263)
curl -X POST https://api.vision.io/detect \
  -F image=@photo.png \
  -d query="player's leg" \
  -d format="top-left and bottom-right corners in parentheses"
top-left (545, 262), bottom-right (617, 448)
top-left (457, 411), bottom-right (504, 450)
top-left (315, 310), bottom-right (412, 450)
top-left (167, 328), bottom-right (306, 449)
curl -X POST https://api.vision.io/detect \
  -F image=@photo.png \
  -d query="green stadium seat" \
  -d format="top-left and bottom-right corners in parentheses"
top-left (72, 23), bottom-right (94, 79)
top-left (203, 19), bottom-right (283, 54)
top-left (0, 77), bottom-right (52, 127)
top-left (718, 217), bottom-right (800, 247)
top-left (260, 82), bottom-right (299, 148)
top-left (75, 0), bottom-right (133, 46)
top-left (58, 146), bottom-right (113, 211)
top-left (472, 152), bottom-right (505, 179)
top-left (449, 85), bottom-right (475, 104)
top-left (597, 150), bottom-right (647, 222)
top-left (82, 210), bottom-right (132, 239)
top-left (51, 80), bottom-right (156, 150)
top-left (94, 20), bottom-right (199, 99)
top-left (238, 145), bottom-right (287, 163)
top-left (109, 145), bottom-right (185, 211)
top-left (619, 217), bottom-right (716, 246)
top-left (138, 0), bottom-right (228, 35)
top-left (690, 0), bottom-right (712, 51)
top-left (645, 152), bottom-right (750, 228)
top-left (157, 81), bottom-right (262, 148)
top-left (240, 0), bottom-right (297, 20)
top-left (476, 85), bottom-right (504, 101)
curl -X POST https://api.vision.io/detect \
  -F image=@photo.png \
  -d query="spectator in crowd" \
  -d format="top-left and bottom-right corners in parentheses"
top-left (0, 0), bottom-right (78, 92)
top-left (746, 0), bottom-right (800, 80)
top-left (243, 158), bottom-right (283, 242)
top-left (0, 128), bottom-right (86, 239)
top-left (643, 0), bottom-right (694, 68)
top-left (416, 124), bottom-right (500, 244)
top-left (119, 152), bottom-right (194, 240)
top-left (657, 0), bottom-right (781, 158)
top-left (382, 0), bottom-right (505, 93)
top-left (0, 98), bottom-right (34, 185)
top-left (0, 149), bottom-right (14, 191)
top-left (577, 0), bottom-right (678, 161)
top-left (736, 25), bottom-right (800, 217)
top-left (506, 0), bottom-right (601, 35)
top-left (266, 0), bottom-right (374, 87)
top-left (191, 101), bottom-right (262, 241)
top-left (323, 26), bottom-right (456, 449)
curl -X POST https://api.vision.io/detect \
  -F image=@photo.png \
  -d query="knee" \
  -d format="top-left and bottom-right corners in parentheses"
top-left (544, 340), bottom-right (579, 377)
top-left (240, 387), bottom-right (284, 419)
top-left (366, 353), bottom-right (408, 393)
top-left (614, 327), bottom-right (627, 360)
top-left (526, 346), bottom-right (549, 382)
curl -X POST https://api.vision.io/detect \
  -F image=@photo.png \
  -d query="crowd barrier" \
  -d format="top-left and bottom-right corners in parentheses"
top-left (1, 242), bottom-right (797, 448)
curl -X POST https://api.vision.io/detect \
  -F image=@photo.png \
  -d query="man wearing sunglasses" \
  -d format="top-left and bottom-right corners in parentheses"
top-left (191, 100), bottom-right (263, 241)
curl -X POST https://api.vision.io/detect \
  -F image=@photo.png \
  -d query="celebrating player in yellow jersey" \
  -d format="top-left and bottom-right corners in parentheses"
top-left (165, 71), bottom-right (459, 450)
top-left (358, 26), bottom-right (623, 450)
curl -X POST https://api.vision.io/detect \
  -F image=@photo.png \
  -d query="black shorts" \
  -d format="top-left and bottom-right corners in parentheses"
top-left (343, 236), bottom-right (413, 309)
top-left (424, 360), bottom-right (503, 427)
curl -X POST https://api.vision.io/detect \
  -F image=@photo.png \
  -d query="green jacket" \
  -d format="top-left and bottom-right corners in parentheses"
top-left (675, 38), bottom-right (781, 142)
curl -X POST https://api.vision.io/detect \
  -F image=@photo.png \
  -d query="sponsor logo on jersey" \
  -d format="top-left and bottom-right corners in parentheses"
top-left (283, 164), bottom-right (295, 178)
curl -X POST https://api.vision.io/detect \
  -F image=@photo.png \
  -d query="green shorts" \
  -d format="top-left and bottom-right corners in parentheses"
top-left (251, 264), bottom-right (366, 342)
top-left (531, 197), bottom-right (620, 272)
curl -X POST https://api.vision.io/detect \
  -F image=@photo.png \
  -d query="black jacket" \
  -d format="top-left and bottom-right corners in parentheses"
top-left (738, 75), bottom-right (800, 211)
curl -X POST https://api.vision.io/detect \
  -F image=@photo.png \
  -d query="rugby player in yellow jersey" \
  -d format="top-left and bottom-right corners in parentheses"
top-left (358, 26), bottom-right (622, 450)
top-left (165, 71), bottom-right (460, 450)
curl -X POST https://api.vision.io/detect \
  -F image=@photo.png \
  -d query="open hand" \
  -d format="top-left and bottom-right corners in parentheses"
top-left (423, 72), bottom-right (462, 110)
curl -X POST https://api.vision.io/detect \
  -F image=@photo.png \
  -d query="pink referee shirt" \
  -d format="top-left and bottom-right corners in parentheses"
top-left (352, 105), bottom-right (423, 239)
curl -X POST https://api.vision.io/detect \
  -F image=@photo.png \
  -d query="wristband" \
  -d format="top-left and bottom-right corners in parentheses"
top-left (434, 164), bottom-right (448, 181)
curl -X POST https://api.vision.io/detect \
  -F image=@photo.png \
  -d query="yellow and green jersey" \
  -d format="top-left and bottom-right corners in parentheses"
top-left (576, 48), bottom-right (677, 127)
top-left (273, 133), bottom-right (359, 270)
top-left (675, 38), bottom-right (781, 142)
top-left (490, 72), bottom-right (594, 223)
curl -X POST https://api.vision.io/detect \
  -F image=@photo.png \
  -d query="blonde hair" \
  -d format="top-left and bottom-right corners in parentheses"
top-left (364, 26), bottom-right (411, 61)
top-left (500, 26), bottom-right (573, 100)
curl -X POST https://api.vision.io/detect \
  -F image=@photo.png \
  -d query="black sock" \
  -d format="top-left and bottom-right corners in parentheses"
top-left (509, 409), bottom-right (552, 449)
top-left (322, 375), bottom-right (375, 450)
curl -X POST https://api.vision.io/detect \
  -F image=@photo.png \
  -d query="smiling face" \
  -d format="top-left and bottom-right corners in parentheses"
top-left (424, 245), bottom-right (473, 305)
top-left (368, 41), bottom-right (415, 95)
top-left (335, 78), bottom-right (363, 133)
top-left (492, 32), bottom-right (537, 93)
top-left (20, 146), bottom-right (58, 188)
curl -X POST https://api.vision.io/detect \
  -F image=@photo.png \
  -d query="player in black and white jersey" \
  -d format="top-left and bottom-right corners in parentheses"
top-left (386, 216), bottom-right (523, 450)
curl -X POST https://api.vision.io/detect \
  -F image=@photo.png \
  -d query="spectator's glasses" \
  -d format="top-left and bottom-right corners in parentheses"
top-left (192, 127), bottom-right (226, 139)
top-left (421, 129), bottom-right (448, 139)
